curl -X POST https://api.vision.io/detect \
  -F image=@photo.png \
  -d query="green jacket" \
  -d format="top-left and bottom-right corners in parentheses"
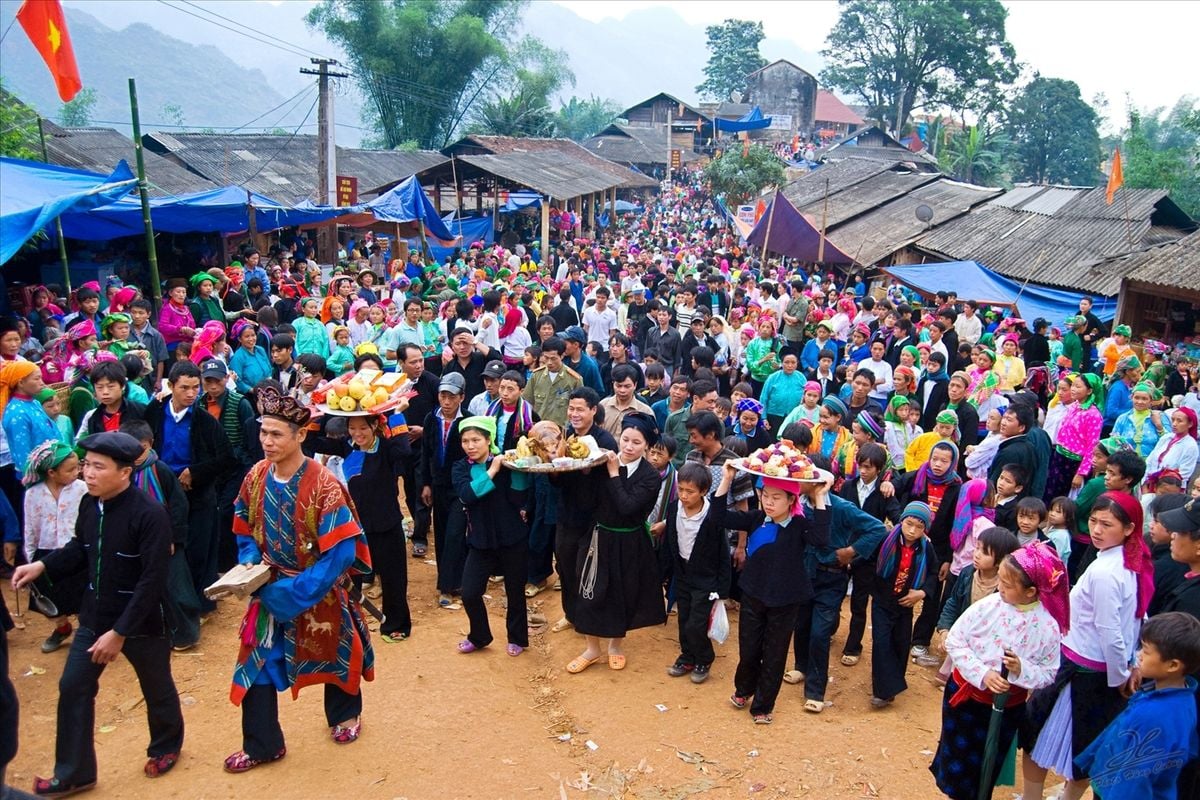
top-left (522, 366), bottom-right (581, 428)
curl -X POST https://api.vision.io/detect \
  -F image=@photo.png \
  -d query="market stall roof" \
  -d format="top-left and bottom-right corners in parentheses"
top-left (1, 157), bottom-right (136, 265)
top-left (746, 190), bottom-right (853, 264)
top-left (883, 260), bottom-right (1116, 325)
top-left (583, 123), bottom-right (702, 168)
top-left (715, 106), bottom-right (772, 133)
top-left (456, 151), bottom-right (630, 201)
top-left (42, 122), bottom-right (216, 196)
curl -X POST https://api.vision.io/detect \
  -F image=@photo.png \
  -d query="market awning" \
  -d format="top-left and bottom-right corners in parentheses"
top-left (746, 190), bottom-right (852, 264)
top-left (1, 156), bottom-right (136, 264)
top-left (317, 175), bottom-right (458, 242)
top-left (715, 106), bottom-right (772, 133)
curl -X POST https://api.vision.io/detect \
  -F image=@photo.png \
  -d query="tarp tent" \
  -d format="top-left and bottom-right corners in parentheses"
top-left (411, 213), bottom-right (494, 262)
top-left (715, 107), bottom-right (772, 133)
top-left (320, 175), bottom-right (457, 242)
top-left (499, 191), bottom-right (542, 213)
top-left (746, 190), bottom-right (853, 264)
top-left (1, 157), bottom-right (136, 264)
top-left (57, 186), bottom-right (340, 240)
top-left (603, 200), bottom-right (644, 214)
top-left (884, 261), bottom-right (1117, 325)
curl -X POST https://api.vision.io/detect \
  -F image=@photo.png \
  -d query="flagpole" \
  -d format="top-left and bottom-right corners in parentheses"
top-left (128, 77), bottom-right (161, 306)
top-left (36, 116), bottom-right (72, 293)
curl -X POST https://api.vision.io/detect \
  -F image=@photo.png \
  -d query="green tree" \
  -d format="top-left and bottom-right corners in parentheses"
top-left (821, 0), bottom-right (1017, 131)
top-left (704, 145), bottom-right (784, 205)
top-left (1122, 97), bottom-right (1200, 219)
top-left (1006, 76), bottom-right (1101, 185)
top-left (944, 124), bottom-right (1010, 185)
top-left (555, 95), bottom-right (622, 142)
top-left (469, 38), bottom-right (573, 138)
top-left (57, 87), bottom-right (97, 127)
top-left (160, 103), bottom-right (185, 128)
top-left (307, 0), bottom-right (526, 149)
top-left (695, 19), bottom-right (766, 101)
top-left (0, 81), bottom-right (40, 160)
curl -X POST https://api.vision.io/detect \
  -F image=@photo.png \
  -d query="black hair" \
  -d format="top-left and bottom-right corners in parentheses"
top-left (403, 297), bottom-right (422, 311)
top-left (677, 461), bottom-right (713, 494)
top-left (999, 463), bottom-right (1029, 488)
top-left (130, 298), bottom-right (153, 313)
top-left (1089, 495), bottom-right (1137, 528)
top-left (354, 353), bottom-right (385, 371)
top-left (1016, 496), bottom-right (1048, 522)
top-left (121, 354), bottom-right (145, 381)
top-left (683, 410), bottom-right (723, 440)
top-left (611, 364), bottom-right (639, 385)
top-left (568, 386), bottom-right (600, 409)
top-left (482, 291), bottom-right (501, 313)
top-left (1005, 403), bottom-right (1036, 433)
top-left (536, 314), bottom-right (556, 330)
top-left (75, 287), bottom-right (99, 302)
top-left (1108, 449), bottom-right (1147, 485)
top-left (722, 435), bottom-right (749, 457)
top-left (655, 433), bottom-right (678, 457)
top-left (644, 362), bottom-right (665, 380)
top-left (271, 333), bottom-right (295, 352)
top-left (689, 379), bottom-right (717, 400)
top-left (852, 368), bottom-right (876, 384)
top-left (692, 368), bottom-right (716, 385)
top-left (732, 382), bottom-right (753, 397)
top-left (296, 354), bottom-right (327, 377)
top-left (1048, 496), bottom-right (1078, 532)
top-left (90, 361), bottom-right (127, 386)
top-left (855, 442), bottom-right (887, 470)
top-left (119, 419), bottom-right (154, 444)
top-left (818, 348), bottom-right (836, 362)
top-left (928, 351), bottom-right (947, 368)
top-left (691, 346), bottom-right (715, 369)
top-left (1140, 612), bottom-right (1200, 673)
top-left (542, 336), bottom-right (566, 355)
top-left (978, 527), bottom-right (1020, 563)
top-left (609, 332), bottom-right (630, 348)
top-left (168, 360), bottom-right (201, 383)
top-left (780, 423), bottom-right (813, 449)
top-left (500, 369), bottom-right (526, 389)
top-left (397, 343), bottom-right (423, 362)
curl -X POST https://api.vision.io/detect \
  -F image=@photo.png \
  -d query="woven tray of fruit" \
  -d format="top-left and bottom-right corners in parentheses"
top-left (733, 440), bottom-right (828, 484)
top-left (309, 369), bottom-right (413, 417)
top-left (502, 421), bottom-right (611, 472)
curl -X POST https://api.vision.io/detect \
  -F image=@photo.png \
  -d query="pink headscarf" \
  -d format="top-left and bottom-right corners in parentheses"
top-left (1011, 542), bottom-right (1071, 634)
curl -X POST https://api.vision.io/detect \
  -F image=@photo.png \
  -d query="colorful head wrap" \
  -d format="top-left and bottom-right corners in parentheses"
top-left (913, 441), bottom-right (961, 496)
top-left (1131, 380), bottom-right (1161, 401)
top-left (1097, 436), bottom-right (1130, 456)
top-left (803, 380), bottom-right (821, 396)
top-left (1099, 491), bottom-right (1155, 618)
top-left (935, 409), bottom-right (958, 427)
top-left (72, 348), bottom-right (117, 376)
top-left (855, 410), bottom-right (885, 442)
top-left (885, 395), bottom-right (912, 424)
top-left (1113, 324), bottom-right (1132, 338)
top-left (736, 397), bottom-right (765, 420)
top-left (977, 348), bottom-right (996, 364)
top-left (1175, 407), bottom-right (1199, 440)
top-left (230, 318), bottom-right (257, 342)
top-left (1113, 354), bottom-right (1142, 376)
top-left (821, 395), bottom-right (848, 422)
top-left (0, 361), bottom-right (38, 418)
top-left (189, 271), bottom-right (215, 289)
top-left (1076, 372), bottom-right (1104, 411)
top-left (1010, 542), bottom-right (1071, 634)
top-left (111, 286), bottom-right (138, 309)
top-left (22, 440), bottom-right (77, 487)
top-left (354, 342), bottom-right (380, 357)
top-left (99, 312), bottom-right (130, 336)
top-left (68, 319), bottom-right (97, 342)
top-left (893, 365), bottom-right (916, 388)
top-left (901, 501), bottom-right (933, 529)
top-left (951, 478), bottom-right (995, 551)
top-left (901, 345), bottom-right (920, 361)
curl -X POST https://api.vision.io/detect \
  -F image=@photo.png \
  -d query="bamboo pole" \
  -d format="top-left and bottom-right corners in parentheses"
top-left (37, 117), bottom-right (72, 293)
top-left (128, 78), bottom-right (161, 305)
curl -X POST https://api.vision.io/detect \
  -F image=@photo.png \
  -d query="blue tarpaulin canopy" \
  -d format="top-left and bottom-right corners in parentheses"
top-left (883, 261), bottom-right (1116, 325)
top-left (1, 157), bottom-right (137, 264)
top-left (322, 175), bottom-right (458, 242)
top-left (715, 107), bottom-right (772, 133)
top-left (57, 186), bottom-right (340, 240)
top-left (746, 190), bottom-right (852, 264)
top-left (411, 213), bottom-right (494, 262)
top-left (499, 191), bottom-right (542, 213)
top-left (603, 200), bottom-right (644, 214)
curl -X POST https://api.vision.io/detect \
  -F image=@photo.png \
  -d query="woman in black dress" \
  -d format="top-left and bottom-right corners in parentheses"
top-left (567, 412), bottom-right (667, 673)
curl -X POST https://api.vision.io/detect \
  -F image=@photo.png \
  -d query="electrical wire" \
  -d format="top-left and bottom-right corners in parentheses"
top-left (177, 0), bottom-right (334, 60)
top-left (237, 93), bottom-right (319, 187)
top-left (227, 82), bottom-right (318, 133)
top-left (153, 0), bottom-right (318, 61)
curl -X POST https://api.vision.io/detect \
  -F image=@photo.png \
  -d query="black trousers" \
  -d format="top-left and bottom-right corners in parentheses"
top-left (366, 523), bottom-right (411, 637)
top-left (1, 614), bottom-right (18, 772)
top-left (842, 559), bottom-right (874, 657)
top-left (216, 467), bottom-right (248, 573)
top-left (402, 460), bottom-right (430, 546)
top-left (871, 594), bottom-right (914, 701)
top-left (674, 582), bottom-right (716, 668)
top-left (527, 478), bottom-right (557, 585)
top-left (184, 485), bottom-right (219, 614)
top-left (793, 568), bottom-right (849, 701)
top-left (461, 541), bottom-right (528, 648)
top-left (555, 522), bottom-right (591, 623)
top-left (431, 489), bottom-right (467, 594)
top-left (240, 683), bottom-right (360, 761)
top-left (911, 572), bottom-right (948, 647)
top-left (733, 594), bottom-right (800, 716)
top-left (54, 627), bottom-right (183, 785)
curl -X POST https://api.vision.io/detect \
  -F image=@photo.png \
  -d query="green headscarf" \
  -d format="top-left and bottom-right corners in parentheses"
top-left (935, 409), bottom-right (958, 426)
top-left (1077, 372), bottom-right (1105, 412)
top-left (189, 272), bottom-right (215, 289)
top-left (1113, 324), bottom-right (1132, 338)
top-left (459, 415), bottom-right (500, 456)
top-left (99, 312), bottom-right (131, 336)
top-left (885, 395), bottom-right (912, 424)
top-left (901, 345), bottom-right (921, 362)
top-left (1132, 380), bottom-right (1161, 402)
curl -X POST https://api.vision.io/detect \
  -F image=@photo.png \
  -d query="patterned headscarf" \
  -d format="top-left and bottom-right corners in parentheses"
top-left (855, 410), bottom-right (885, 442)
top-left (821, 395), bottom-right (848, 424)
top-left (22, 440), bottom-right (77, 487)
top-left (1076, 372), bottom-right (1105, 412)
top-left (950, 478), bottom-right (994, 551)
top-left (99, 312), bottom-right (131, 337)
top-left (913, 441), bottom-right (962, 496)
top-left (230, 319), bottom-right (257, 342)
top-left (735, 398), bottom-right (766, 432)
top-left (1010, 542), bottom-right (1071, 634)
top-left (876, 502), bottom-right (934, 591)
top-left (884, 395), bottom-right (912, 424)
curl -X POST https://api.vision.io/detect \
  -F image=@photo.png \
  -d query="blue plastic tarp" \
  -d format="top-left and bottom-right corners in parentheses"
top-left (499, 191), bottom-right (542, 213)
top-left (411, 213), bottom-right (494, 262)
top-left (715, 106), bottom-right (772, 133)
top-left (361, 176), bottom-right (456, 241)
top-left (603, 200), bottom-right (644, 214)
top-left (883, 261), bottom-right (1116, 325)
top-left (746, 191), bottom-right (852, 264)
top-left (1, 157), bottom-right (137, 264)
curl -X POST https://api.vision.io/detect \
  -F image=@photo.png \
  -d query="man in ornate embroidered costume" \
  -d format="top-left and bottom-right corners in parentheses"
top-left (223, 386), bottom-right (374, 773)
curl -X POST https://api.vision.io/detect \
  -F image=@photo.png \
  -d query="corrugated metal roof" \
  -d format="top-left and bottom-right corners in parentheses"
top-left (826, 179), bottom-right (1002, 265)
top-left (456, 152), bottom-right (631, 199)
top-left (42, 122), bottom-right (215, 196)
top-left (446, 135), bottom-right (655, 190)
top-left (583, 124), bottom-right (701, 168)
top-left (782, 158), bottom-right (897, 208)
top-left (338, 149), bottom-right (448, 197)
top-left (796, 170), bottom-right (940, 227)
top-left (1097, 230), bottom-right (1200, 293)
top-left (988, 185), bottom-right (1048, 209)
top-left (1015, 186), bottom-right (1087, 216)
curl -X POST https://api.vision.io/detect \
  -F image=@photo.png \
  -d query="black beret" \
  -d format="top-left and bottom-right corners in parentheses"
top-left (78, 431), bottom-right (143, 464)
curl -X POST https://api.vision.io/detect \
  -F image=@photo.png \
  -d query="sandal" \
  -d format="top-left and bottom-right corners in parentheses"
top-left (144, 752), bottom-right (180, 777)
top-left (840, 654), bottom-right (860, 666)
top-left (550, 617), bottom-right (573, 633)
top-left (380, 632), bottom-right (408, 643)
top-left (803, 699), bottom-right (824, 714)
top-left (729, 693), bottom-right (750, 709)
top-left (331, 718), bottom-right (361, 744)
top-left (32, 777), bottom-right (97, 797)
top-left (506, 643), bottom-right (524, 657)
top-left (411, 543), bottom-right (427, 558)
top-left (524, 582), bottom-right (546, 598)
top-left (782, 670), bottom-right (805, 685)
top-left (608, 653), bottom-right (626, 670)
top-left (752, 713), bottom-right (773, 725)
top-left (223, 747), bottom-right (286, 774)
top-left (457, 639), bottom-right (481, 653)
top-left (566, 654), bottom-right (602, 674)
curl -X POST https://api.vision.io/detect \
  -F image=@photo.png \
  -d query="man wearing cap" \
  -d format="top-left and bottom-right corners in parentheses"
top-left (561, 325), bottom-right (604, 395)
top-left (469, 360), bottom-right (506, 417)
top-left (144, 360), bottom-right (236, 615)
top-left (13, 431), bottom-right (184, 794)
top-left (223, 386), bottom-right (374, 772)
top-left (419, 372), bottom-right (468, 593)
top-left (198, 358), bottom-right (256, 572)
top-left (442, 327), bottom-right (502, 402)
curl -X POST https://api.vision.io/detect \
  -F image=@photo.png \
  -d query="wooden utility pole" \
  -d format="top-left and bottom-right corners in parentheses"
top-left (128, 78), bottom-right (160, 304)
top-left (301, 58), bottom-right (347, 263)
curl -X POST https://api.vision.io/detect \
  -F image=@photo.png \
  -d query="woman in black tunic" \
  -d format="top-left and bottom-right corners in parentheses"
top-left (567, 412), bottom-right (666, 673)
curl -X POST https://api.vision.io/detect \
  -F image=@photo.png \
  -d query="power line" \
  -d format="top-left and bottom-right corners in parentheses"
top-left (153, 0), bottom-right (317, 61)
top-left (238, 93), bottom-right (319, 187)
top-left (228, 83), bottom-right (318, 133)
top-left (177, 0), bottom-right (333, 60)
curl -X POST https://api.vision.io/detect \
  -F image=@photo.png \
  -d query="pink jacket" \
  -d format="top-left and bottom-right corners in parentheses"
top-left (158, 301), bottom-right (194, 347)
top-left (1056, 403), bottom-right (1103, 478)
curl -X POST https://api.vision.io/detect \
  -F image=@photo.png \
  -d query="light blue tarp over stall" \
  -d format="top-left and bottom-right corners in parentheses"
top-left (884, 261), bottom-right (1116, 325)
top-left (715, 106), bottom-right (772, 133)
top-left (56, 186), bottom-right (341, 240)
top-left (499, 191), bottom-right (542, 213)
top-left (411, 213), bottom-right (494, 262)
top-left (1, 157), bottom-right (137, 265)
top-left (603, 200), bottom-right (644, 213)
top-left (359, 175), bottom-right (457, 241)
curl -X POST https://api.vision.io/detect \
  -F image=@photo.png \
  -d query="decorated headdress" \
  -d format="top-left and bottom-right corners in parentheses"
top-left (255, 384), bottom-right (312, 427)
top-left (1010, 541), bottom-right (1071, 632)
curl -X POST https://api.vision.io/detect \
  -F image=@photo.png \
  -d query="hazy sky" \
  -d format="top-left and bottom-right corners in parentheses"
top-left (556, 0), bottom-right (1199, 133)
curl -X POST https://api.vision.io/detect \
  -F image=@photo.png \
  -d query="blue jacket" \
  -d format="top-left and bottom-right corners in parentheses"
top-left (806, 494), bottom-right (888, 571)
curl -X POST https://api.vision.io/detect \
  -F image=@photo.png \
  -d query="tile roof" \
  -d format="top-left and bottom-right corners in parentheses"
top-left (456, 151), bottom-right (635, 200)
top-left (814, 91), bottom-right (864, 126)
top-left (583, 124), bottom-right (701, 168)
top-left (41, 122), bottom-right (215, 196)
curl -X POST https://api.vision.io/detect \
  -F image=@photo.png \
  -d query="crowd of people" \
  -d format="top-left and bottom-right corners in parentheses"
top-left (2, 169), bottom-right (1200, 799)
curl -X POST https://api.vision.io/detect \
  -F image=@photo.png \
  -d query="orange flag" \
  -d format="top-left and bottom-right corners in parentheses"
top-left (742, 139), bottom-right (750, 158)
top-left (1106, 147), bottom-right (1124, 205)
top-left (17, 0), bottom-right (81, 102)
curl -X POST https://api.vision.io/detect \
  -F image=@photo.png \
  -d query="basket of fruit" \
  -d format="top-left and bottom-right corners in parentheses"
top-left (733, 440), bottom-right (828, 484)
top-left (309, 369), bottom-right (413, 417)
top-left (503, 421), bottom-right (611, 473)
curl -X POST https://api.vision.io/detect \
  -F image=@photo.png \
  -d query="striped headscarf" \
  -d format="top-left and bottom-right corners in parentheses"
top-left (21, 440), bottom-right (77, 487)
top-left (855, 410), bottom-right (885, 442)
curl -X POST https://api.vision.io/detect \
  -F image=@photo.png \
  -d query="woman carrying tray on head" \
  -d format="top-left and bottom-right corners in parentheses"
top-left (566, 412), bottom-right (668, 674)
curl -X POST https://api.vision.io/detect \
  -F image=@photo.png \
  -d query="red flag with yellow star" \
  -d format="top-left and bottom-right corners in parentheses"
top-left (16, 0), bottom-right (82, 102)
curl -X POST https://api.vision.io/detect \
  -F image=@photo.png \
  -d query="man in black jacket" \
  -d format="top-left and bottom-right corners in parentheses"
top-left (987, 403), bottom-right (1041, 500)
top-left (398, 343), bottom-right (439, 557)
top-left (441, 327), bottom-right (502, 401)
top-left (144, 361), bottom-right (235, 615)
top-left (420, 372), bottom-right (467, 602)
top-left (13, 432), bottom-right (183, 795)
top-left (198, 358), bottom-right (256, 573)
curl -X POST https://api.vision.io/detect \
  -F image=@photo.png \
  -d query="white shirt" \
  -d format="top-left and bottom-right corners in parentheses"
top-left (955, 313), bottom-right (982, 346)
top-left (582, 305), bottom-right (618, 347)
top-left (856, 476), bottom-right (878, 502)
top-left (862, 357), bottom-right (894, 401)
top-left (1061, 546), bottom-right (1140, 687)
top-left (675, 497), bottom-right (710, 561)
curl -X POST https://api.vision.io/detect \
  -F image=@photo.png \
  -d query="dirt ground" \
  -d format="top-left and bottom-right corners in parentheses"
top-left (2, 557), bottom-right (1062, 800)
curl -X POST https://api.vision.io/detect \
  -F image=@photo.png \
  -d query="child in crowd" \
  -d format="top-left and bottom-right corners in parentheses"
top-left (36, 387), bottom-right (74, 444)
top-left (779, 380), bottom-right (822, 432)
top-left (76, 360), bottom-right (145, 439)
top-left (660, 462), bottom-right (730, 684)
top-left (992, 463), bottom-right (1027, 531)
top-left (21, 441), bottom-right (87, 653)
top-left (832, 409), bottom-right (885, 489)
top-left (719, 461), bottom-right (831, 724)
top-left (1044, 497), bottom-right (1076, 563)
top-left (1072, 447), bottom-right (1146, 581)
top-left (905, 410), bottom-right (958, 471)
top-left (883, 396), bottom-right (921, 474)
top-left (1076, 612), bottom-right (1200, 800)
top-left (932, 542), bottom-right (1068, 800)
top-left (964, 408), bottom-right (1003, 480)
top-left (452, 416), bottom-right (530, 656)
top-left (327, 326), bottom-right (356, 376)
top-left (1147, 494), bottom-right (1191, 617)
top-left (638, 362), bottom-right (669, 406)
top-left (293, 297), bottom-right (330, 359)
top-left (1014, 497), bottom-right (1049, 548)
top-left (646, 435), bottom-right (679, 546)
top-left (943, 478), bottom-right (996, 620)
top-left (870, 501), bottom-right (940, 708)
top-left (121, 354), bottom-right (150, 404)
